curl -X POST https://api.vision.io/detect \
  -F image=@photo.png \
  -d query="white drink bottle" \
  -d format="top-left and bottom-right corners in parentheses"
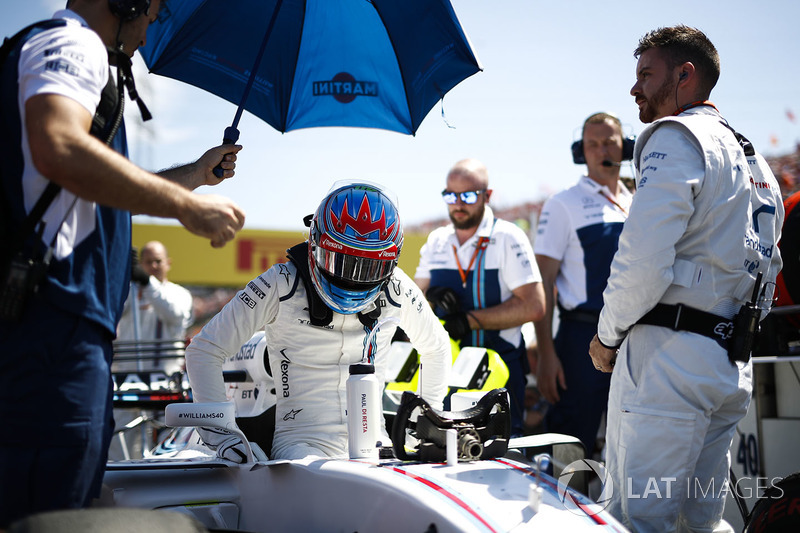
top-left (346, 363), bottom-right (380, 459)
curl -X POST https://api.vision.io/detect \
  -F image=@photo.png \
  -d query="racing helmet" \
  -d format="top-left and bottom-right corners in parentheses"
top-left (308, 181), bottom-right (404, 314)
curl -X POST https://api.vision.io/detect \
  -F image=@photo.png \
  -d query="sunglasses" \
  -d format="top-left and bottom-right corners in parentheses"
top-left (441, 189), bottom-right (486, 205)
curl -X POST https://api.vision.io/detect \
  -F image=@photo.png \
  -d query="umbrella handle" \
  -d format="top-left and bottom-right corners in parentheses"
top-left (212, 126), bottom-right (241, 179)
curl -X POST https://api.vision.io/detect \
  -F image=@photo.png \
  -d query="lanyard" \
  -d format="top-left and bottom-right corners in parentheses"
top-left (674, 100), bottom-right (717, 115)
top-left (597, 189), bottom-right (628, 216)
top-left (452, 236), bottom-right (490, 288)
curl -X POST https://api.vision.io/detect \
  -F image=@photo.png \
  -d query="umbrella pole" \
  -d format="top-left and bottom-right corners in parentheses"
top-left (212, 0), bottom-right (285, 178)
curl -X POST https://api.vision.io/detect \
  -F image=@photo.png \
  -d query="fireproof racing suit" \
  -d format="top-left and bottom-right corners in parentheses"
top-left (597, 106), bottom-right (783, 530)
top-left (186, 246), bottom-right (451, 461)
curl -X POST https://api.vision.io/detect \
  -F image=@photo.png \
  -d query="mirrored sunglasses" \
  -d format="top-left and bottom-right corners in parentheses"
top-left (441, 189), bottom-right (485, 205)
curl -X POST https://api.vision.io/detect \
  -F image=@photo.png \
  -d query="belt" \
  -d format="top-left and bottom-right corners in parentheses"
top-left (636, 303), bottom-right (734, 350)
top-left (557, 303), bottom-right (600, 325)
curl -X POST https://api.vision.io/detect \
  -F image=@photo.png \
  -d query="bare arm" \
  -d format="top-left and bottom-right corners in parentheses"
top-left (532, 254), bottom-right (566, 403)
top-left (466, 281), bottom-right (545, 331)
top-left (158, 144), bottom-right (243, 190)
top-left (26, 94), bottom-right (245, 247)
top-left (414, 277), bottom-right (430, 295)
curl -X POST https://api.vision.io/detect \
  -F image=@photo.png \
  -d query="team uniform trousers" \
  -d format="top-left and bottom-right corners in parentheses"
top-left (546, 318), bottom-right (609, 455)
top-left (0, 299), bottom-right (115, 526)
top-left (605, 326), bottom-right (750, 532)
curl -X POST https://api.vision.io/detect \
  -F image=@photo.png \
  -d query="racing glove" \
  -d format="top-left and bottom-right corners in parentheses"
top-left (130, 248), bottom-right (150, 287)
top-left (425, 286), bottom-right (461, 315)
top-left (198, 426), bottom-right (248, 463)
top-left (443, 312), bottom-right (471, 341)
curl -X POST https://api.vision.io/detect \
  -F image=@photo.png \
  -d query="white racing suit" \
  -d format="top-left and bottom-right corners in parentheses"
top-left (187, 247), bottom-right (451, 460)
top-left (597, 106), bottom-right (783, 531)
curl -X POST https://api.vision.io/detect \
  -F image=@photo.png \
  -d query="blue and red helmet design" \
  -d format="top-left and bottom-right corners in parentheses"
top-left (317, 184), bottom-right (403, 259)
top-left (308, 182), bottom-right (404, 314)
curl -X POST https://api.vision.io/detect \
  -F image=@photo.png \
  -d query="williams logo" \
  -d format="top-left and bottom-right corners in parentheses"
top-left (313, 72), bottom-right (378, 104)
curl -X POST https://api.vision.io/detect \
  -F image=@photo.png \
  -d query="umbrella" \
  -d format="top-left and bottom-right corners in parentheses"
top-left (140, 0), bottom-right (482, 151)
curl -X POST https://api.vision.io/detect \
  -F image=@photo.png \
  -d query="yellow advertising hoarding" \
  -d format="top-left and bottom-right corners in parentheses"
top-left (132, 223), bottom-right (427, 287)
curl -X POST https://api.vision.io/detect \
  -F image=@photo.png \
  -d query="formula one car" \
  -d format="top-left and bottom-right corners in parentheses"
top-left (98, 332), bottom-right (628, 532)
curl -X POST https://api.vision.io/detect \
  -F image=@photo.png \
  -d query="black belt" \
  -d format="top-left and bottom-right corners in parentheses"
top-left (557, 303), bottom-right (600, 325)
top-left (637, 303), bottom-right (734, 350)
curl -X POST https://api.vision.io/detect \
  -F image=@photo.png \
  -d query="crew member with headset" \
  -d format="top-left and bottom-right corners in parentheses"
top-left (533, 112), bottom-right (634, 456)
top-left (0, 0), bottom-right (244, 526)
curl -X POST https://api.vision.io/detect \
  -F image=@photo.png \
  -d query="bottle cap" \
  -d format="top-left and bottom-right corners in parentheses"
top-left (349, 363), bottom-right (375, 375)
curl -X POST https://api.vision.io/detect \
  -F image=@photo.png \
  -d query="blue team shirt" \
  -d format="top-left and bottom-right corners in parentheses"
top-left (1, 14), bottom-right (131, 334)
top-left (534, 176), bottom-right (631, 313)
top-left (416, 206), bottom-right (541, 355)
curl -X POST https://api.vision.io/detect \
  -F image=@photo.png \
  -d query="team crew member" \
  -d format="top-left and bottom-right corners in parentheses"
top-left (589, 25), bottom-right (783, 530)
top-left (187, 182), bottom-right (451, 461)
top-left (415, 159), bottom-right (545, 436)
top-left (534, 112), bottom-right (633, 456)
top-left (0, 1), bottom-right (244, 525)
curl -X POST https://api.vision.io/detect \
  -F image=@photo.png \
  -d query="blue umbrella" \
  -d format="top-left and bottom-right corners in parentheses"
top-left (140, 0), bottom-right (482, 153)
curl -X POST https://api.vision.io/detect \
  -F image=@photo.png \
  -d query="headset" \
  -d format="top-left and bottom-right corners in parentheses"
top-left (571, 111), bottom-right (636, 165)
top-left (108, 0), bottom-right (151, 21)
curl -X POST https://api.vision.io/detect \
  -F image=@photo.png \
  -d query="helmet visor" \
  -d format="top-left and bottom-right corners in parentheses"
top-left (313, 246), bottom-right (395, 287)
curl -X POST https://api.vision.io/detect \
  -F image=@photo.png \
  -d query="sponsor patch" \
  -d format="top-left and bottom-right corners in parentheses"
top-left (239, 292), bottom-right (256, 309)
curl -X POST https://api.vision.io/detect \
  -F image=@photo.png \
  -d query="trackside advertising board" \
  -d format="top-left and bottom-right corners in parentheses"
top-left (132, 223), bottom-right (427, 287)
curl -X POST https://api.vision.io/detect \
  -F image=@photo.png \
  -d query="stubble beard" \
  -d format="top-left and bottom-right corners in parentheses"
top-left (639, 77), bottom-right (676, 123)
top-left (450, 206), bottom-right (484, 230)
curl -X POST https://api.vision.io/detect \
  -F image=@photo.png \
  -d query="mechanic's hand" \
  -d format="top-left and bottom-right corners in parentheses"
top-left (198, 427), bottom-right (248, 463)
top-left (426, 286), bottom-right (461, 315)
top-left (199, 144), bottom-right (243, 185)
top-left (443, 312), bottom-right (471, 340)
top-left (130, 248), bottom-right (150, 287)
top-left (589, 334), bottom-right (617, 373)
top-left (180, 194), bottom-right (245, 248)
top-left (536, 346), bottom-right (566, 404)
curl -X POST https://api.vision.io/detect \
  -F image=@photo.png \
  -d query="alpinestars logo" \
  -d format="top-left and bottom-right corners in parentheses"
top-left (283, 409), bottom-right (302, 421)
top-left (278, 264), bottom-right (291, 284)
top-left (556, 459), bottom-right (613, 516)
top-left (313, 72), bottom-right (378, 104)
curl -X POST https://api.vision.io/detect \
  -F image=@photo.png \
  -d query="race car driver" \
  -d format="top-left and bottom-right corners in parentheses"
top-left (186, 181), bottom-right (451, 461)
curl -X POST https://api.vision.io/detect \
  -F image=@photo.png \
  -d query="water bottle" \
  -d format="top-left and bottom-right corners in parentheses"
top-left (346, 363), bottom-right (380, 459)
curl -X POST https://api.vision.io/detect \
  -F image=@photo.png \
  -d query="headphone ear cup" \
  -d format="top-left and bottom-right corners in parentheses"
top-left (571, 140), bottom-right (585, 165)
top-left (108, 0), bottom-right (151, 21)
top-left (622, 136), bottom-right (636, 161)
